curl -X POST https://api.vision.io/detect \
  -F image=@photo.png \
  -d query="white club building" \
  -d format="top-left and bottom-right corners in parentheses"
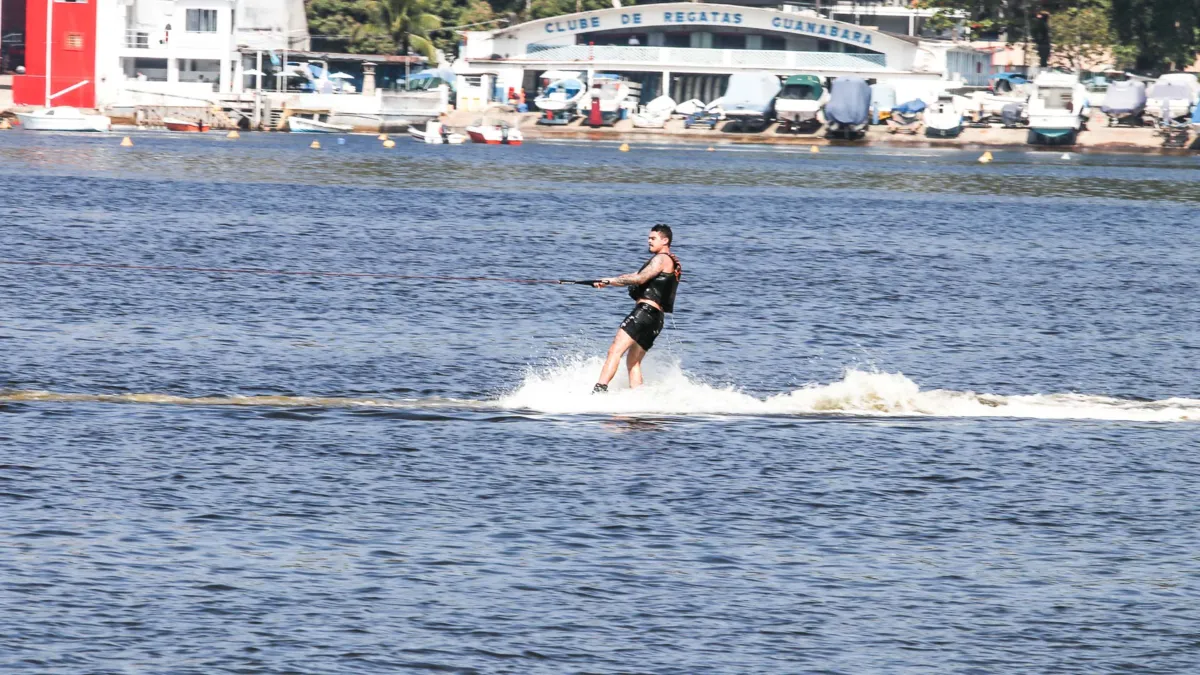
top-left (453, 2), bottom-right (991, 111)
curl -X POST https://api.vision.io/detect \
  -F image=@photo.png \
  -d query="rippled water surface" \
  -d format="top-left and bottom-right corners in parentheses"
top-left (2, 132), bottom-right (1199, 673)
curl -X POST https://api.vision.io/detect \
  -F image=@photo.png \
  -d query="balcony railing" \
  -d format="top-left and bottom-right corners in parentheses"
top-left (124, 30), bottom-right (162, 50)
top-left (522, 45), bottom-right (888, 70)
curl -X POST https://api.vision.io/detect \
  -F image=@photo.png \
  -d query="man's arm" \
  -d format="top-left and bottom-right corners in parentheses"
top-left (596, 255), bottom-right (666, 288)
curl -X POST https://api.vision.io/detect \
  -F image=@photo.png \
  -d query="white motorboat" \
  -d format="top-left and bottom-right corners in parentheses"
top-left (1026, 71), bottom-right (1089, 143)
top-left (775, 74), bottom-right (828, 132)
top-left (534, 78), bottom-right (587, 112)
top-left (16, 107), bottom-right (111, 132)
top-left (1145, 73), bottom-right (1200, 122)
top-left (631, 96), bottom-right (676, 129)
top-left (924, 98), bottom-right (965, 138)
top-left (466, 119), bottom-right (523, 145)
top-left (409, 121), bottom-right (466, 144)
top-left (587, 76), bottom-right (640, 126)
top-left (287, 115), bottom-right (353, 133)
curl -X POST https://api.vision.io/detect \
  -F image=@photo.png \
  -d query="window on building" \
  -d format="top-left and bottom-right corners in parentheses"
top-left (762, 36), bottom-right (786, 51)
top-left (186, 9), bottom-right (218, 33)
top-left (712, 34), bottom-right (745, 50)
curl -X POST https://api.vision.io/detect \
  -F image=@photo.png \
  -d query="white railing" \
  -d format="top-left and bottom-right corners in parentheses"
top-left (124, 30), bottom-right (158, 50)
top-left (522, 45), bottom-right (888, 70)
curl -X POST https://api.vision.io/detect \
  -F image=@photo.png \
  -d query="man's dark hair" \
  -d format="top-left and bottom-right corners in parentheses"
top-left (650, 223), bottom-right (673, 244)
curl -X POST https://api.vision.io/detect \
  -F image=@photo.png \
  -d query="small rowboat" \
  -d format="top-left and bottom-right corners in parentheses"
top-left (163, 117), bottom-right (211, 133)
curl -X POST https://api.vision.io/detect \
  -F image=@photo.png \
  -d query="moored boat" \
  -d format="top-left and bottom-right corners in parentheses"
top-left (720, 71), bottom-right (781, 132)
top-left (535, 77), bottom-right (587, 125)
top-left (287, 115), bottom-right (354, 133)
top-left (1145, 73), bottom-right (1199, 123)
top-left (1101, 80), bottom-right (1147, 126)
top-left (775, 74), bottom-right (827, 133)
top-left (466, 120), bottom-right (523, 145)
top-left (1026, 71), bottom-right (1089, 145)
top-left (409, 121), bottom-right (466, 144)
top-left (924, 98), bottom-right (964, 138)
top-left (163, 117), bottom-right (211, 133)
top-left (16, 107), bottom-right (111, 132)
top-left (825, 77), bottom-right (871, 139)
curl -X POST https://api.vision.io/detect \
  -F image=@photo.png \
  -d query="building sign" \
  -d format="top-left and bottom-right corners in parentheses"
top-left (540, 8), bottom-right (876, 48)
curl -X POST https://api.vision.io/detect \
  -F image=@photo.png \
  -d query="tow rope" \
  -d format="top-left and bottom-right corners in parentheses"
top-left (0, 259), bottom-right (597, 286)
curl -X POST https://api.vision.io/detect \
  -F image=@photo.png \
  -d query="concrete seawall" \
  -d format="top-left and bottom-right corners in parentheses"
top-left (494, 110), bottom-right (1198, 154)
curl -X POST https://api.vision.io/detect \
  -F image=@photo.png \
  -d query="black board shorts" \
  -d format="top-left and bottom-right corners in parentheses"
top-left (619, 303), bottom-right (665, 351)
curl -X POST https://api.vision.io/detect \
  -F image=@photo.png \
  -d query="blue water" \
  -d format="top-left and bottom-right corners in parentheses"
top-left (2, 131), bottom-right (1199, 673)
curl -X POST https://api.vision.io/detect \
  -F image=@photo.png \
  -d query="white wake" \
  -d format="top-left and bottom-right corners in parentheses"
top-left (498, 355), bottom-right (1200, 422)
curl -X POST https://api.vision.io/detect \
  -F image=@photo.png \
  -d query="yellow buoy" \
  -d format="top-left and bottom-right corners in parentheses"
top-left (383, 139), bottom-right (396, 148)
top-left (810, 145), bottom-right (820, 153)
top-left (619, 143), bottom-right (630, 152)
top-left (120, 136), bottom-right (133, 147)
top-left (0, 118), bottom-right (10, 130)
top-left (978, 151), bottom-right (993, 163)
top-left (226, 130), bottom-right (240, 139)
top-left (310, 140), bottom-right (321, 149)
top-left (378, 133), bottom-right (388, 141)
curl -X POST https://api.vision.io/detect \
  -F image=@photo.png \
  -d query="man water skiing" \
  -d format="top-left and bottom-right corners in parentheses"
top-left (591, 224), bottom-right (682, 393)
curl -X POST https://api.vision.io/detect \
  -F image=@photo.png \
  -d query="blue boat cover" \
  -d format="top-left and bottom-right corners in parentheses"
top-left (893, 99), bottom-right (927, 114)
top-left (721, 71), bottom-right (782, 115)
top-left (827, 77), bottom-right (871, 125)
top-left (1101, 80), bottom-right (1146, 114)
top-left (1194, 102), bottom-right (1200, 124)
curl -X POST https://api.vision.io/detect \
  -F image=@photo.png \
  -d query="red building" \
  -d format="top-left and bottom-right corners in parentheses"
top-left (13, 0), bottom-right (98, 108)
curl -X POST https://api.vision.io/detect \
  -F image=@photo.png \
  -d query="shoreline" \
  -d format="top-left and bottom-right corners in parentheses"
top-left (511, 111), bottom-right (1199, 154)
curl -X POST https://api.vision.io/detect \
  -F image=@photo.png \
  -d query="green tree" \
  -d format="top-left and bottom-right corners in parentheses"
top-left (1111, 0), bottom-right (1200, 71)
top-left (1049, 5), bottom-right (1114, 71)
top-left (308, 0), bottom-right (397, 53)
top-left (371, 0), bottom-right (443, 61)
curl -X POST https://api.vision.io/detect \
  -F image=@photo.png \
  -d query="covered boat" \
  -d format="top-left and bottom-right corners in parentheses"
top-left (586, 75), bottom-right (639, 126)
top-left (869, 82), bottom-right (896, 123)
top-left (1026, 71), bottom-right (1089, 144)
top-left (632, 95), bottom-right (676, 129)
top-left (1101, 80), bottom-right (1146, 126)
top-left (16, 107), bottom-right (111, 132)
top-left (720, 71), bottom-right (781, 131)
top-left (1146, 74), bottom-right (1200, 122)
top-left (825, 77), bottom-right (871, 138)
top-left (775, 75), bottom-right (827, 133)
top-left (888, 98), bottom-right (926, 134)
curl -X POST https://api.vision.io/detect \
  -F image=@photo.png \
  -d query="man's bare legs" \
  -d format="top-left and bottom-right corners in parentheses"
top-left (597, 329), bottom-right (643, 388)
top-left (625, 343), bottom-right (647, 388)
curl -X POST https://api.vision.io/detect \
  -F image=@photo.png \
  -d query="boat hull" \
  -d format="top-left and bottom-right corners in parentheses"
top-left (163, 119), bottom-right (210, 133)
top-left (287, 117), bottom-right (353, 133)
top-left (409, 127), bottom-right (466, 144)
top-left (16, 112), bottom-right (110, 132)
top-left (466, 127), bottom-right (523, 145)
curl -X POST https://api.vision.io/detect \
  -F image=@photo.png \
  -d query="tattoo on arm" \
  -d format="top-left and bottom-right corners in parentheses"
top-left (609, 256), bottom-right (665, 286)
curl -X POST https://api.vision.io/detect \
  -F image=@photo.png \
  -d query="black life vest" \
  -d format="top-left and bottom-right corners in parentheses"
top-left (629, 253), bottom-right (681, 313)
